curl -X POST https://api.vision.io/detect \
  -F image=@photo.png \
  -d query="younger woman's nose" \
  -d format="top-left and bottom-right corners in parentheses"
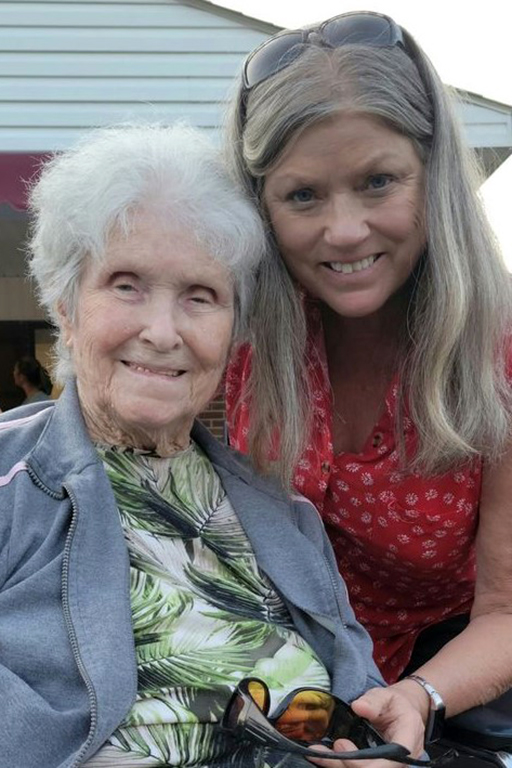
top-left (323, 195), bottom-right (371, 248)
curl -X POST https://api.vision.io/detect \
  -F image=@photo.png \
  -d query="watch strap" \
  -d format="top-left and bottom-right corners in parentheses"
top-left (404, 674), bottom-right (446, 743)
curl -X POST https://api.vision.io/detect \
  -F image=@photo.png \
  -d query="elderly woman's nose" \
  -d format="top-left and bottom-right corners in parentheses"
top-left (138, 299), bottom-right (184, 351)
top-left (323, 195), bottom-right (370, 248)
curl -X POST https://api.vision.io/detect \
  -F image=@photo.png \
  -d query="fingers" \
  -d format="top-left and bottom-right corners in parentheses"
top-left (306, 738), bottom-right (359, 767)
top-left (350, 687), bottom-right (425, 760)
top-left (306, 685), bottom-right (426, 768)
top-left (306, 739), bottom-right (410, 768)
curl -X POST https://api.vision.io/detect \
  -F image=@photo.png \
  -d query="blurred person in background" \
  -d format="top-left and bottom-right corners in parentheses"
top-left (13, 355), bottom-right (53, 404)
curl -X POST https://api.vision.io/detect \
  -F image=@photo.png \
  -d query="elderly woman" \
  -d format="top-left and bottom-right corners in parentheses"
top-left (225, 9), bottom-right (512, 748)
top-left (0, 124), bottom-right (431, 768)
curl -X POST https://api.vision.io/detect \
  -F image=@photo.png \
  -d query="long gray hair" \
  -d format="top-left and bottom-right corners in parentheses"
top-left (224, 31), bottom-right (512, 485)
top-left (28, 123), bottom-right (266, 382)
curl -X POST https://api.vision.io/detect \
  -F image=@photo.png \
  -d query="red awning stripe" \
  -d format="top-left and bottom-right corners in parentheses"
top-left (0, 153), bottom-right (50, 211)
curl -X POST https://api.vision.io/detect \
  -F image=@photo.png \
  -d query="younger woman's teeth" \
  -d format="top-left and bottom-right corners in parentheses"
top-left (328, 255), bottom-right (378, 274)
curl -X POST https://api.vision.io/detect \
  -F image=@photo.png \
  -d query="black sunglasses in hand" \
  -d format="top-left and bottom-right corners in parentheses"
top-left (222, 678), bottom-right (457, 765)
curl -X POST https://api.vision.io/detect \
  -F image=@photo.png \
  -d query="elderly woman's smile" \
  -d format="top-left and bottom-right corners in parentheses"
top-left (60, 209), bottom-right (235, 454)
top-left (121, 363), bottom-right (185, 379)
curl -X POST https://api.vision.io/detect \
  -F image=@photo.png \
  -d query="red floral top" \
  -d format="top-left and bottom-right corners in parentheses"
top-left (226, 305), bottom-right (479, 683)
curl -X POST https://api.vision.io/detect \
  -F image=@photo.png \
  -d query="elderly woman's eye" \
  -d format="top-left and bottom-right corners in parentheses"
top-left (112, 275), bottom-right (138, 292)
top-left (189, 288), bottom-right (215, 306)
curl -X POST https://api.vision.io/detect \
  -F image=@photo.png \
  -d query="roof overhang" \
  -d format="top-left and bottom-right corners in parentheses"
top-left (458, 91), bottom-right (512, 176)
top-left (1, 93), bottom-right (510, 211)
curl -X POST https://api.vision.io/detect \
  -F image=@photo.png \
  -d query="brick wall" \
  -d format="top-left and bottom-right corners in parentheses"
top-left (199, 394), bottom-right (227, 442)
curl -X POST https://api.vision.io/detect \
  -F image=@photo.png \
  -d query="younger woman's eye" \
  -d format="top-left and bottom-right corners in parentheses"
top-left (365, 174), bottom-right (394, 191)
top-left (289, 188), bottom-right (315, 204)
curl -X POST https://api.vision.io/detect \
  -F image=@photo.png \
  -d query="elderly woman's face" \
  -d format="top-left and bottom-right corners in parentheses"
top-left (60, 210), bottom-right (235, 450)
top-left (263, 113), bottom-right (425, 319)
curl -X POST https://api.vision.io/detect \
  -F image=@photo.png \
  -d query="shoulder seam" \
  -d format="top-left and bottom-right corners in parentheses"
top-left (291, 492), bottom-right (321, 516)
top-left (0, 411), bottom-right (47, 431)
top-left (0, 460), bottom-right (29, 487)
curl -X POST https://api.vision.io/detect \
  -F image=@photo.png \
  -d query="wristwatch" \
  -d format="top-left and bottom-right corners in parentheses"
top-left (404, 674), bottom-right (446, 743)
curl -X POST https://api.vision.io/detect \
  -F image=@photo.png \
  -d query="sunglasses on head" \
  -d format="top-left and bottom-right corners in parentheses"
top-left (242, 11), bottom-right (407, 93)
top-left (222, 678), bottom-right (457, 764)
top-left (239, 11), bottom-right (411, 127)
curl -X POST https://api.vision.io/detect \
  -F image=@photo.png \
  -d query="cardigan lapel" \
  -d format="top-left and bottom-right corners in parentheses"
top-left (191, 423), bottom-right (338, 622)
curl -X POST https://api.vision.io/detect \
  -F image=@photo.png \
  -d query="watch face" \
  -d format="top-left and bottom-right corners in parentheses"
top-left (427, 704), bottom-right (445, 744)
top-left (404, 676), bottom-right (445, 744)
top-left (425, 687), bottom-right (445, 743)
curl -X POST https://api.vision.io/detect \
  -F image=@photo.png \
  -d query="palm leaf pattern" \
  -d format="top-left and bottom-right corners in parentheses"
top-left (85, 444), bottom-right (330, 767)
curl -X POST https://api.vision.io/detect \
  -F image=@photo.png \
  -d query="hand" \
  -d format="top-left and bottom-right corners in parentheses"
top-left (306, 685), bottom-right (425, 768)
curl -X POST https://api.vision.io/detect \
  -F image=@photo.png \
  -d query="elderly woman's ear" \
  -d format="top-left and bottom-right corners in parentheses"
top-left (56, 301), bottom-right (74, 348)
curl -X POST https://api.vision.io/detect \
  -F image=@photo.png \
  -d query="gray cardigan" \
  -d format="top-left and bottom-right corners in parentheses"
top-left (0, 381), bottom-right (384, 768)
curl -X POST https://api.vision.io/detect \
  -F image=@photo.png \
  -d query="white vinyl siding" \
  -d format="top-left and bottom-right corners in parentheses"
top-left (0, 0), bottom-right (509, 157)
top-left (0, 0), bottom-right (277, 151)
top-left (460, 98), bottom-right (512, 148)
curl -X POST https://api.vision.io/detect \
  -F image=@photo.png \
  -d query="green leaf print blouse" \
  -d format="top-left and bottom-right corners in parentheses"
top-left (85, 442), bottom-right (330, 767)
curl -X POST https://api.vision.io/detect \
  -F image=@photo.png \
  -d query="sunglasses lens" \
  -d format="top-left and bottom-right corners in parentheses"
top-left (321, 14), bottom-right (397, 48)
top-left (272, 689), bottom-right (385, 749)
top-left (244, 32), bottom-right (305, 89)
top-left (329, 704), bottom-right (384, 748)
top-left (247, 679), bottom-right (269, 713)
top-left (274, 690), bottom-right (335, 743)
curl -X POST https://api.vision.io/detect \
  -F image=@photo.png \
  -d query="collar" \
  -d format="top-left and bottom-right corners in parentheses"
top-left (26, 380), bottom-right (287, 500)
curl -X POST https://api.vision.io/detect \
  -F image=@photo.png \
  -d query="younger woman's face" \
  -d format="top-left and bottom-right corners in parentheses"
top-left (263, 112), bottom-right (426, 319)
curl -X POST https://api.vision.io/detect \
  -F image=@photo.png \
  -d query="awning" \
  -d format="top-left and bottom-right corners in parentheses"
top-left (0, 153), bottom-right (49, 211)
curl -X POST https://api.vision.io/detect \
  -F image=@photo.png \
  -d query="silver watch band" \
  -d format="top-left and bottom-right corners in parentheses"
top-left (404, 674), bottom-right (446, 743)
